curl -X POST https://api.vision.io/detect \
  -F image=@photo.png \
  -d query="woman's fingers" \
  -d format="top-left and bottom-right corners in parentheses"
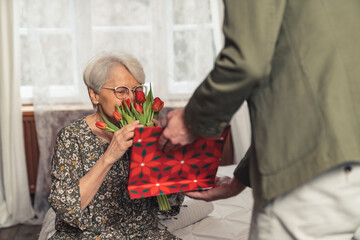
top-left (152, 119), bottom-right (161, 127)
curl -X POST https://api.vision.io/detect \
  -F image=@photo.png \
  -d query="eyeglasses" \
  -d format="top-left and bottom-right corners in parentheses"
top-left (102, 85), bottom-right (148, 99)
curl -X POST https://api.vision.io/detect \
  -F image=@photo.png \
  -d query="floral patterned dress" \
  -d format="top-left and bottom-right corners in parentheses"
top-left (48, 117), bottom-right (183, 239)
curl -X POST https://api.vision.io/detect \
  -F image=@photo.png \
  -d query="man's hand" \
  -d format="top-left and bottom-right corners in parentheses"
top-left (184, 176), bottom-right (246, 202)
top-left (158, 108), bottom-right (197, 152)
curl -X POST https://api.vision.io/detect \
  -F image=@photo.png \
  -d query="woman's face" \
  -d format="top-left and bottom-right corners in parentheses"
top-left (93, 64), bottom-right (140, 123)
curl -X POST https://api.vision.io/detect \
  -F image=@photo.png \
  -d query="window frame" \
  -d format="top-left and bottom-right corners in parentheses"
top-left (19, 0), bottom-right (223, 106)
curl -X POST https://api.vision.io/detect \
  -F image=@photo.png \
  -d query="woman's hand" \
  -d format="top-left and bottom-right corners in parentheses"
top-left (103, 120), bottom-right (140, 165)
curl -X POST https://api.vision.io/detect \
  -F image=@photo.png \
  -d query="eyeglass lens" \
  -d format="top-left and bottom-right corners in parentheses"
top-left (114, 85), bottom-right (147, 98)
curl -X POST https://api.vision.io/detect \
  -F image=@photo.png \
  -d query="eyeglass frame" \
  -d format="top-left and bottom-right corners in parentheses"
top-left (102, 84), bottom-right (148, 99)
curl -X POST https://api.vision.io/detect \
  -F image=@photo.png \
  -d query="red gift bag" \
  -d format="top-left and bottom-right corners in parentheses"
top-left (128, 126), bottom-right (230, 199)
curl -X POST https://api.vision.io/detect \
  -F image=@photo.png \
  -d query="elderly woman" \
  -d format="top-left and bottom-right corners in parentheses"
top-left (48, 52), bottom-right (183, 239)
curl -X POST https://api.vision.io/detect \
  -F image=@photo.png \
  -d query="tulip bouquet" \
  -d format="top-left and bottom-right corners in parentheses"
top-left (95, 84), bottom-right (164, 131)
top-left (95, 84), bottom-right (171, 210)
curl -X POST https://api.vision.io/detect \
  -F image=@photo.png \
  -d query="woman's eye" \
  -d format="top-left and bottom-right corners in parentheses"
top-left (116, 90), bottom-right (127, 95)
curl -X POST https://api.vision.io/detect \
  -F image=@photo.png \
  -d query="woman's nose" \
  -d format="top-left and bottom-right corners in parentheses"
top-left (127, 91), bottom-right (135, 101)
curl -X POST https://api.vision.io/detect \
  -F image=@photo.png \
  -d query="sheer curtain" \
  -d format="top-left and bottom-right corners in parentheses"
top-left (0, 0), bottom-right (34, 227)
top-left (231, 103), bottom-right (252, 163)
top-left (19, 0), bottom-right (225, 221)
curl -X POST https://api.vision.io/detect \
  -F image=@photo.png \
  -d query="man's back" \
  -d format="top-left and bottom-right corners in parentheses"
top-left (247, 0), bottom-right (360, 204)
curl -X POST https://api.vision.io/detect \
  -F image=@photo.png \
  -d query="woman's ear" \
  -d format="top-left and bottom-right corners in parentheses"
top-left (89, 88), bottom-right (100, 105)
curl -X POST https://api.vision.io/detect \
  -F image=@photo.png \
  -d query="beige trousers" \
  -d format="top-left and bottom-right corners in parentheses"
top-left (249, 162), bottom-right (360, 240)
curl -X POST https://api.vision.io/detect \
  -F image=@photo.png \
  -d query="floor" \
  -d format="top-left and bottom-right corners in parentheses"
top-left (0, 195), bottom-right (42, 240)
top-left (0, 224), bottom-right (42, 240)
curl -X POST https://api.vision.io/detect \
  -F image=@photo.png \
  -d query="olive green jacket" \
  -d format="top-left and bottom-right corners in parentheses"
top-left (185, 0), bottom-right (360, 206)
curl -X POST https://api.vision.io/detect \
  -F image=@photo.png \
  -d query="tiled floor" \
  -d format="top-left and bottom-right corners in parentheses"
top-left (0, 224), bottom-right (42, 240)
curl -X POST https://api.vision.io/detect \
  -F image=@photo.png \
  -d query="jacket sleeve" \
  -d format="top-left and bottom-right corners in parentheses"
top-left (48, 128), bottom-right (94, 230)
top-left (185, 0), bottom-right (286, 138)
top-left (233, 143), bottom-right (256, 187)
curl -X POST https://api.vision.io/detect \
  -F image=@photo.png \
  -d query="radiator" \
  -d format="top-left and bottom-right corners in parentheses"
top-left (22, 111), bottom-right (39, 194)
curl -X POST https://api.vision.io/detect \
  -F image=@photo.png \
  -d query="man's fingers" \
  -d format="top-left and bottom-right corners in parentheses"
top-left (184, 190), bottom-right (211, 201)
top-left (158, 134), bottom-right (168, 150)
top-left (163, 141), bottom-right (181, 153)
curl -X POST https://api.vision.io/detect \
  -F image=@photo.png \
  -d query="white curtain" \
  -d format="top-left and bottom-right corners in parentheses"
top-left (231, 102), bottom-right (252, 164)
top-left (0, 0), bottom-right (35, 228)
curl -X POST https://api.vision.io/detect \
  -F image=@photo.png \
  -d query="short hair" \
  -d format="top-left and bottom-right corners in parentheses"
top-left (83, 52), bottom-right (145, 93)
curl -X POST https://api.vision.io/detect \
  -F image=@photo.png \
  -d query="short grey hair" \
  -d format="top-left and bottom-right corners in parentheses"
top-left (83, 52), bottom-right (146, 93)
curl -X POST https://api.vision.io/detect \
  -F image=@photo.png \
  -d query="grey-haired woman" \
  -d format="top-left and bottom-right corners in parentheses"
top-left (48, 52), bottom-right (183, 239)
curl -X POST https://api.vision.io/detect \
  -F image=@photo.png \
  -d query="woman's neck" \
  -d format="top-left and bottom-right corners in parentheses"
top-left (86, 112), bottom-right (114, 143)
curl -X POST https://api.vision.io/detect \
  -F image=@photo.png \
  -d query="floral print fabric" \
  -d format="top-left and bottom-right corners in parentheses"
top-left (48, 117), bottom-right (182, 239)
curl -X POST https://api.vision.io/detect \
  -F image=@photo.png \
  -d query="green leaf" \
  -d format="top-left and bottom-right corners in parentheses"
top-left (123, 112), bottom-right (135, 124)
top-left (153, 155), bottom-right (162, 160)
top-left (130, 101), bottom-right (142, 122)
top-left (163, 166), bottom-right (172, 171)
top-left (134, 143), bottom-right (142, 147)
top-left (169, 186), bottom-right (177, 189)
top-left (130, 190), bottom-right (138, 194)
top-left (151, 167), bottom-right (160, 172)
top-left (202, 163), bottom-right (211, 168)
top-left (139, 127), bottom-right (143, 133)
top-left (158, 173), bottom-right (162, 179)
top-left (182, 147), bottom-right (187, 155)
top-left (144, 83), bottom-right (153, 118)
top-left (128, 181), bottom-right (137, 185)
top-left (142, 149), bottom-right (146, 157)
top-left (178, 169), bottom-right (182, 176)
top-left (205, 153), bottom-right (214, 157)
top-left (180, 184), bottom-right (188, 188)
top-left (100, 113), bottom-right (119, 131)
top-left (153, 112), bottom-right (160, 120)
top-left (142, 189), bottom-right (150, 193)
top-left (123, 99), bottom-right (132, 114)
top-left (192, 153), bottom-right (201, 158)
top-left (117, 104), bottom-right (128, 125)
top-left (151, 132), bottom-right (161, 137)
top-left (166, 155), bottom-right (174, 159)
top-left (202, 143), bottom-right (206, 150)
top-left (139, 172), bottom-right (143, 179)
top-left (145, 103), bottom-right (152, 123)
top-left (191, 165), bottom-right (199, 169)
top-left (146, 142), bottom-right (155, 147)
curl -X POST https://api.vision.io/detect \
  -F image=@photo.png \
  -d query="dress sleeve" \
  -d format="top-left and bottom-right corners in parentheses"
top-left (48, 128), bottom-right (94, 230)
top-left (185, 0), bottom-right (286, 138)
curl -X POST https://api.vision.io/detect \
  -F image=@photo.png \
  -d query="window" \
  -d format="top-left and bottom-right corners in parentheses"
top-left (19, 0), bottom-right (223, 106)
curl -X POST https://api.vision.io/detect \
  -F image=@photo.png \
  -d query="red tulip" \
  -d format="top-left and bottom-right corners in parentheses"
top-left (135, 91), bottom-right (146, 103)
top-left (113, 111), bottom-right (122, 121)
top-left (122, 99), bottom-right (132, 110)
top-left (95, 121), bottom-right (107, 130)
top-left (135, 103), bottom-right (143, 114)
top-left (152, 97), bottom-right (164, 112)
